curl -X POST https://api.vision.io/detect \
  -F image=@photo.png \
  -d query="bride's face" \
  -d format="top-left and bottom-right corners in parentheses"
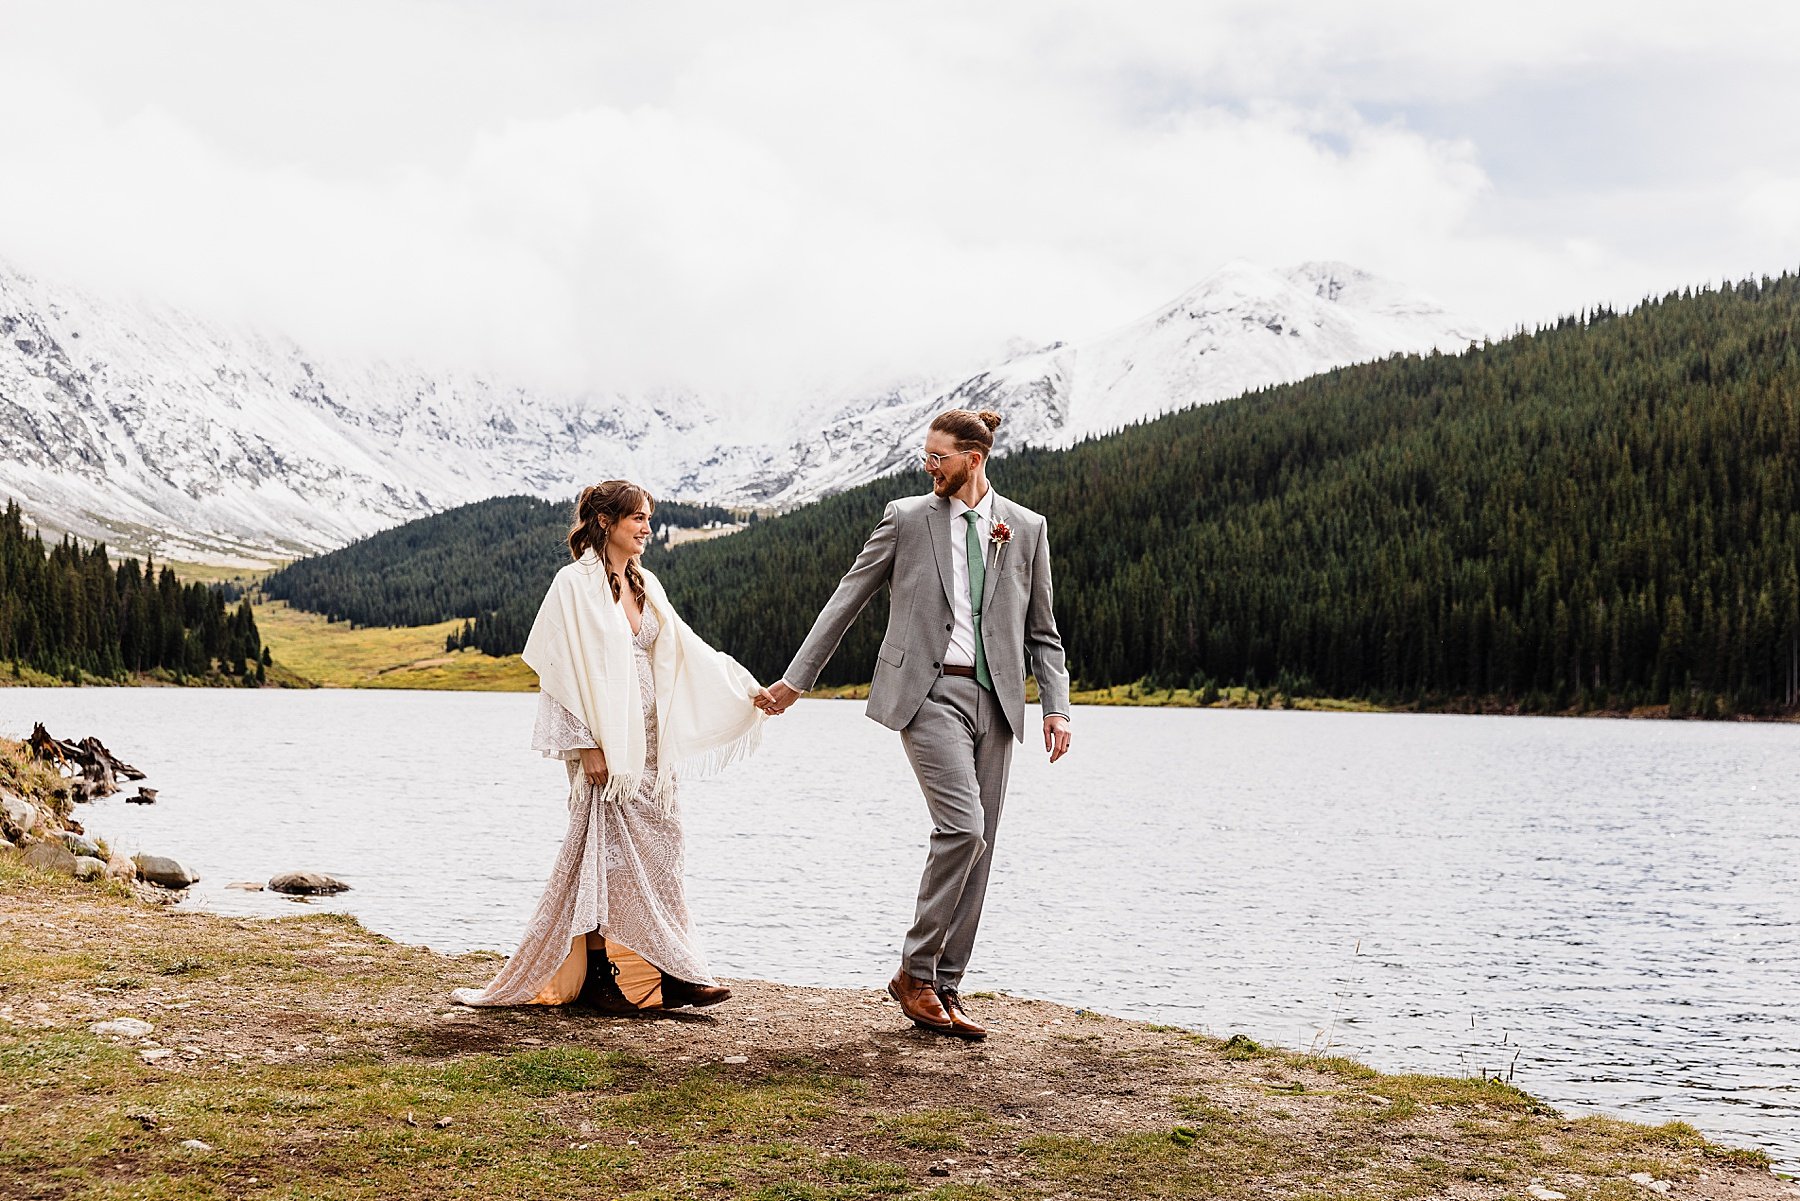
top-left (606, 506), bottom-right (653, 560)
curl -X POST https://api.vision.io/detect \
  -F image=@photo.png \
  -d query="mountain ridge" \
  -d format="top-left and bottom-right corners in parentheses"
top-left (1, 256), bottom-right (1479, 562)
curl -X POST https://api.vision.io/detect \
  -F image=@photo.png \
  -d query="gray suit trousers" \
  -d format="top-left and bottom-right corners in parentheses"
top-left (899, 674), bottom-right (1015, 987)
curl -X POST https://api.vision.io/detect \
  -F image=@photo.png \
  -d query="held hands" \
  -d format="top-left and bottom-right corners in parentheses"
top-left (1044, 715), bottom-right (1072, 763)
top-left (753, 680), bottom-right (802, 716)
top-left (578, 746), bottom-right (609, 789)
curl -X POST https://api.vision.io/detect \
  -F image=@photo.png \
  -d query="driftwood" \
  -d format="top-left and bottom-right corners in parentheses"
top-left (126, 787), bottom-right (158, 805)
top-left (27, 723), bottom-right (146, 802)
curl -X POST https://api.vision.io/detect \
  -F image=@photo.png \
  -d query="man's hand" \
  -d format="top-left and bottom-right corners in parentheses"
top-left (578, 746), bottom-right (609, 788)
top-left (757, 680), bottom-right (802, 715)
top-left (1044, 715), bottom-right (1071, 763)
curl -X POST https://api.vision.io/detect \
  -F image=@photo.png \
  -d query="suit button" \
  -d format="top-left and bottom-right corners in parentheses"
top-left (932, 662), bottom-right (941, 669)
top-left (945, 623), bottom-right (953, 631)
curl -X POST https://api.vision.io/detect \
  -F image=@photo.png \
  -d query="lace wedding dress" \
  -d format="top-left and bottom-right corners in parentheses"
top-left (451, 607), bottom-right (720, 1007)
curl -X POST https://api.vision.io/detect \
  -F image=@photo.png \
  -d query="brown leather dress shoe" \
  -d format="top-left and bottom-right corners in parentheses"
top-left (659, 973), bottom-right (732, 1009)
top-left (935, 987), bottom-right (988, 1040)
top-left (887, 969), bottom-right (954, 1030)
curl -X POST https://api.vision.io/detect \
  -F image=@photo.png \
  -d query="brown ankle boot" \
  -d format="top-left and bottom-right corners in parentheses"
top-left (935, 986), bottom-right (987, 1040)
top-left (573, 941), bottom-right (637, 1014)
top-left (887, 969), bottom-right (954, 1031)
top-left (659, 972), bottom-right (731, 1009)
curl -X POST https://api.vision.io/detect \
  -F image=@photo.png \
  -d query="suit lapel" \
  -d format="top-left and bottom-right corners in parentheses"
top-left (927, 495), bottom-right (957, 610)
top-left (980, 494), bottom-right (1009, 611)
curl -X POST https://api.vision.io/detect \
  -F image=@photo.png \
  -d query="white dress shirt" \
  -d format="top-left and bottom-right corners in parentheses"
top-left (942, 487), bottom-right (995, 668)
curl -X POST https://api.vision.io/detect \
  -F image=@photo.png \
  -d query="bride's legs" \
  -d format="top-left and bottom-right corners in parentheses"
top-left (603, 938), bottom-right (666, 1007)
top-left (597, 931), bottom-right (729, 1009)
top-left (572, 931), bottom-right (636, 1014)
top-left (572, 932), bottom-right (713, 1011)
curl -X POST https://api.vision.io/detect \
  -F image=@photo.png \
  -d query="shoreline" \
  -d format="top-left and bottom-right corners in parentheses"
top-left (0, 861), bottom-right (1786, 1199)
top-left (8, 665), bottom-right (1797, 724)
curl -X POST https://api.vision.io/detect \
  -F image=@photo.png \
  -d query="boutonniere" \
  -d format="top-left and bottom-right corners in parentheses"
top-left (990, 520), bottom-right (1012, 547)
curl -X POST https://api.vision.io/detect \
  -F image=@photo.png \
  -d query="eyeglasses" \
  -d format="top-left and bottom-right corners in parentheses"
top-left (918, 449), bottom-right (973, 470)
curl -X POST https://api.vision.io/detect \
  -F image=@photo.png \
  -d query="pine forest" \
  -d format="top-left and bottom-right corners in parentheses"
top-left (0, 501), bottom-right (266, 684)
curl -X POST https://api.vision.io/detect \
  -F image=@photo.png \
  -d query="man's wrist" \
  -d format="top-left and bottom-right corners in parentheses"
top-left (1045, 712), bottom-right (1070, 723)
top-left (779, 678), bottom-right (804, 694)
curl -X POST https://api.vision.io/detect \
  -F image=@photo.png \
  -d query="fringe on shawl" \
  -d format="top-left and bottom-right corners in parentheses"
top-left (668, 718), bottom-right (765, 786)
top-left (583, 718), bottom-right (764, 818)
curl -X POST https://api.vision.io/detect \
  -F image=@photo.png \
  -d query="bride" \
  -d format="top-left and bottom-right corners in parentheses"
top-left (453, 480), bottom-right (767, 1013)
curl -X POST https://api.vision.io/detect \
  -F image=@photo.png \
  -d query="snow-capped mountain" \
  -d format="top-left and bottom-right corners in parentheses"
top-left (1, 258), bottom-right (1481, 563)
top-left (687, 260), bottom-right (1484, 507)
top-left (985, 260), bottom-right (1485, 445)
top-left (0, 262), bottom-right (734, 563)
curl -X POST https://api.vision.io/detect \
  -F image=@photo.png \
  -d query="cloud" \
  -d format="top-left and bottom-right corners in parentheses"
top-left (0, 0), bottom-right (1795, 403)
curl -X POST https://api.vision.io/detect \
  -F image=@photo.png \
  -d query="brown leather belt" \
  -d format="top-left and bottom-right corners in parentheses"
top-left (941, 664), bottom-right (978, 678)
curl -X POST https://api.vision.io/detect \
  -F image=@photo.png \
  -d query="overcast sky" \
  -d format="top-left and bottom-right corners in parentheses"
top-left (3, 0), bottom-right (1797, 400)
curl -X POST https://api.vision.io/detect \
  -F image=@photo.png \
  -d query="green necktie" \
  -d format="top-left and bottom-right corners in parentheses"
top-left (964, 511), bottom-right (992, 690)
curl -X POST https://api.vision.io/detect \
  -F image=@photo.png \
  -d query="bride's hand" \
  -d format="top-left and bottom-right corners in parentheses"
top-left (578, 747), bottom-right (608, 788)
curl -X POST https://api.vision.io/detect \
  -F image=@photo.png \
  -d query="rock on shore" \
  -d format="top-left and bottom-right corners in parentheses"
top-left (133, 854), bottom-right (199, 889)
top-left (60, 830), bottom-right (101, 858)
top-left (1, 790), bottom-right (39, 839)
top-left (22, 840), bottom-right (78, 874)
top-left (268, 871), bottom-right (350, 895)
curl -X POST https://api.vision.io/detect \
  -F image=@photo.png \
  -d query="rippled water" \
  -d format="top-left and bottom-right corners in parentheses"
top-left (4, 689), bottom-right (1795, 1167)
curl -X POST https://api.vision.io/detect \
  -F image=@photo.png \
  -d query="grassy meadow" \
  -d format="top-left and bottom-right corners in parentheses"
top-left (808, 679), bottom-right (1387, 712)
top-left (251, 600), bottom-right (537, 691)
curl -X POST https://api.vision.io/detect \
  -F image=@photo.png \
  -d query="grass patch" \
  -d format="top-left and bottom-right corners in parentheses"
top-left (1, 736), bottom-right (73, 820)
top-left (1283, 1052), bottom-right (1380, 1080)
top-left (1024, 1128), bottom-right (1269, 1197)
top-left (253, 598), bottom-right (537, 691)
top-left (0, 659), bottom-right (70, 686)
top-left (1064, 681), bottom-right (1387, 712)
top-left (607, 1067), bottom-right (844, 1143)
top-left (878, 1107), bottom-right (994, 1151)
top-left (162, 560), bottom-right (279, 587)
top-left (1217, 1033), bottom-right (1267, 1060)
top-left (804, 679), bottom-right (1389, 712)
top-left (1359, 1073), bottom-right (1552, 1116)
top-left (430, 1047), bottom-right (627, 1096)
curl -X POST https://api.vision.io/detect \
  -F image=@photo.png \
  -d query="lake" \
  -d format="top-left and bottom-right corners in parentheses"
top-left (3, 689), bottom-right (1795, 1168)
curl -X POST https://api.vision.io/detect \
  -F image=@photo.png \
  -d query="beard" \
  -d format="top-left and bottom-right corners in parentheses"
top-left (931, 463), bottom-right (969, 495)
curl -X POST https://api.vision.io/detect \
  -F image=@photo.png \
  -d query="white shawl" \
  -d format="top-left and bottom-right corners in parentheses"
top-left (522, 551), bottom-right (765, 811)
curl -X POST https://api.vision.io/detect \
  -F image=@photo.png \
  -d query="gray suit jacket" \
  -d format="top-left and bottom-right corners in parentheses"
top-left (783, 490), bottom-right (1071, 740)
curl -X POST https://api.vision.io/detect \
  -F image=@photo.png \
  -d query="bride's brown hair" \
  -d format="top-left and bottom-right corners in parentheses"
top-left (568, 479), bottom-right (654, 608)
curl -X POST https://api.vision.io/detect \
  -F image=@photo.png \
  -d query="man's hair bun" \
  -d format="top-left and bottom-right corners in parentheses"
top-left (929, 407), bottom-right (1002, 453)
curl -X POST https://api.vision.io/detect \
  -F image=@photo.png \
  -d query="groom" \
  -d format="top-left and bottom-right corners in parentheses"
top-left (758, 407), bottom-right (1072, 1040)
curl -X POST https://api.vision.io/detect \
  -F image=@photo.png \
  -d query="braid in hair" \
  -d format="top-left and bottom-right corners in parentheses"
top-left (615, 559), bottom-right (648, 611)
